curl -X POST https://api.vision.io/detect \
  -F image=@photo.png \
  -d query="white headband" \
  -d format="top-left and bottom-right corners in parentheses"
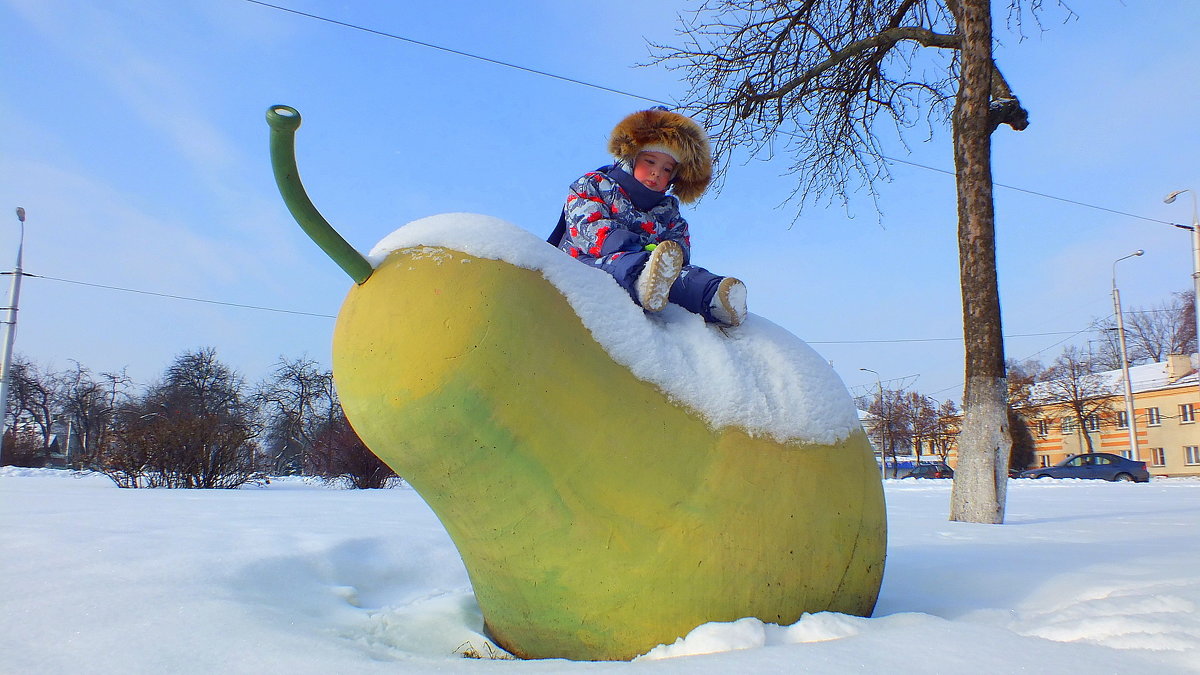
top-left (637, 144), bottom-right (680, 164)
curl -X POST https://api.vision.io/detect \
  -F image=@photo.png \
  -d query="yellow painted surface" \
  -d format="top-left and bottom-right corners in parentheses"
top-left (332, 247), bottom-right (886, 660)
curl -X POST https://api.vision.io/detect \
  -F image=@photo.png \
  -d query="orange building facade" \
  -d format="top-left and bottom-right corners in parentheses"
top-left (1018, 355), bottom-right (1199, 477)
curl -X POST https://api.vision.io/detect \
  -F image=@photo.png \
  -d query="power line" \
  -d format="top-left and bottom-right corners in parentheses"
top-left (241, 1), bottom-right (1184, 231)
top-left (882, 156), bottom-right (1180, 227)
top-left (15, 270), bottom-right (1104, 346)
top-left (807, 329), bottom-right (1085, 346)
top-left (240, 0), bottom-right (667, 106)
top-left (19, 272), bottom-right (336, 319)
top-left (923, 319), bottom-right (1109, 398)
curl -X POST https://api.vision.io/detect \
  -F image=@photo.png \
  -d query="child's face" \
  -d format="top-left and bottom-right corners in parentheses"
top-left (632, 151), bottom-right (677, 193)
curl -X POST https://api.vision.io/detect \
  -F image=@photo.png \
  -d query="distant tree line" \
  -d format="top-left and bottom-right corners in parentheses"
top-left (857, 387), bottom-right (963, 478)
top-left (1, 348), bottom-right (395, 489)
top-left (860, 289), bottom-right (1195, 474)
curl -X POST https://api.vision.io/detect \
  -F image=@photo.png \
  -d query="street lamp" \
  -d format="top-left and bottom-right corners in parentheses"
top-left (0, 207), bottom-right (27, 464)
top-left (860, 368), bottom-right (886, 479)
top-left (1112, 249), bottom-right (1143, 461)
top-left (1163, 188), bottom-right (1200, 357)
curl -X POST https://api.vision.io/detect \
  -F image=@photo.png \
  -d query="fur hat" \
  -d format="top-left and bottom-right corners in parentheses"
top-left (608, 108), bottom-right (712, 203)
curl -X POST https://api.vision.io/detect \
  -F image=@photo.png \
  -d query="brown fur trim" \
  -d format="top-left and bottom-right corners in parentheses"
top-left (608, 109), bottom-right (712, 203)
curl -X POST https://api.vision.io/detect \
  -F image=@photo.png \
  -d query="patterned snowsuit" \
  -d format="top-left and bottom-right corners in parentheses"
top-left (549, 164), bottom-right (727, 323)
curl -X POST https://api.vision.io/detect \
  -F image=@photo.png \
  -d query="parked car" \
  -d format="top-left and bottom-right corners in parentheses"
top-left (1018, 453), bottom-right (1150, 483)
top-left (900, 463), bottom-right (954, 479)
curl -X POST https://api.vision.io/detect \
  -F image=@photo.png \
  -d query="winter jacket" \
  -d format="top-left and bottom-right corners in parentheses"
top-left (550, 163), bottom-right (692, 268)
top-left (548, 163), bottom-right (725, 322)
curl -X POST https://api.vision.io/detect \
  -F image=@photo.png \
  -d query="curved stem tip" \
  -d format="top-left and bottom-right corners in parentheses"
top-left (266, 105), bottom-right (373, 285)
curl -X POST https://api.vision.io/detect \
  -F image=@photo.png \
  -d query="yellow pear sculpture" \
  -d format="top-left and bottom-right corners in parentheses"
top-left (267, 106), bottom-right (886, 661)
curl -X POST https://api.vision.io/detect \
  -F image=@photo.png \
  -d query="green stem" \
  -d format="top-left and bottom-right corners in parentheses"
top-left (266, 105), bottom-right (373, 285)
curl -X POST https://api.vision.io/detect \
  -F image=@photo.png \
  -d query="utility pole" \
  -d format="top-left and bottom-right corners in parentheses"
top-left (860, 368), bottom-right (886, 480)
top-left (0, 207), bottom-right (27, 465)
top-left (1112, 249), bottom-right (1143, 461)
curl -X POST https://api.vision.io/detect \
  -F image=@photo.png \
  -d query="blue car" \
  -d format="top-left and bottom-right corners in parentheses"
top-left (1019, 453), bottom-right (1150, 482)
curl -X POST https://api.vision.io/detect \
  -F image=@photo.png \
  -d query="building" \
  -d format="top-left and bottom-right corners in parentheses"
top-left (1016, 354), bottom-right (1199, 477)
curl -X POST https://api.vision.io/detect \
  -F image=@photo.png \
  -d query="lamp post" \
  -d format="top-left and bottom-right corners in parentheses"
top-left (1112, 249), bottom-right (1143, 461)
top-left (860, 368), bottom-right (886, 479)
top-left (1163, 188), bottom-right (1200, 357)
top-left (0, 207), bottom-right (27, 464)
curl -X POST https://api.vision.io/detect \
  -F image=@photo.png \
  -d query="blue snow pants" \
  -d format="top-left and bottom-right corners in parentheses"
top-left (589, 230), bottom-right (726, 323)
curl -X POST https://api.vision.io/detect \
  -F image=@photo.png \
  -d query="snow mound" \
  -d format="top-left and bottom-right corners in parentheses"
top-left (638, 613), bottom-right (868, 660)
top-left (368, 213), bottom-right (860, 446)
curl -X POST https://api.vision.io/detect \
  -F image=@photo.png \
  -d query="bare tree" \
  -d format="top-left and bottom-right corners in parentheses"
top-left (1096, 290), bottom-right (1197, 367)
top-left (931, 399), bottom-right (960, 462)
top-left (860, 386), bottom-right (905, 476)
top-left (861, 388), bottom-right (954, 474)
top-left (1037, 345), bottom-right (1116, 454)
top-left (255, 356), bottom-right (338, 475)
top-left (55, 362), bottom-right (131, 468)
top-left (1090, 321), bottom-right (1125, 373)
top-left (1178, 289), bottom-right (1199, 355)
top-left (655, 0), bottom-right (1068, 523)
top-left (900, 392), bottom-right (941, 463)
top-left (1005, 358), bottom-right (1044, 409)
top-left (4, 356), bottom-right (56, 465)
top-left (861, 386), bottom-right (938, 476)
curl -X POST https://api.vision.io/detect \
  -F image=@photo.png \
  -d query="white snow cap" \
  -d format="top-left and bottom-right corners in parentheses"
top-left (368, 213), bottom-right (861, 446)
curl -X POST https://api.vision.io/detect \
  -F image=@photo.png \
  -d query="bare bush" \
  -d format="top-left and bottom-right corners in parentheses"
top-left (306, 413), bottom-right (397, 489)
top-left (1, 427), bottom-right (46, 467)
top-left (96, 348), bottom-right (264, 489)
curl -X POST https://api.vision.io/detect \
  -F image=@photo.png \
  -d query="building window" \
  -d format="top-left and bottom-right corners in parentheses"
top-left (1187, 446), bottom-right (1200, 466)
top-left (1181, 404), bottom-right (1195, 424)
top-left (1040, 455), bottom-right (1051, 468)
top-left (1150, 448), bottom-right (1166, 467)
top-left (1061, 417), bottom-right (1074, 433)
top-left (1084, 414), bottom-right (1101, 432)
top-left (1147, 407), bottom-right (1162, 426)
top-left (1116, 410), bottom-right (1129, 429)
top-left (1036, 419), bottom-right (1051, 437)
top-left (1118, 449), bottom-right (1132, 459)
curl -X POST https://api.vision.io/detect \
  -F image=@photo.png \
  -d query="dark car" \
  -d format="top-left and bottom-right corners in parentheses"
top-left (1019, 453), bottom-right (1150, 483)
top-left (900, 463), bottom-right (954, 479)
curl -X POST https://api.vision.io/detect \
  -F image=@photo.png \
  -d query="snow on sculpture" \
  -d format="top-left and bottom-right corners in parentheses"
top-left (266, 105), bottom-right (886, 661)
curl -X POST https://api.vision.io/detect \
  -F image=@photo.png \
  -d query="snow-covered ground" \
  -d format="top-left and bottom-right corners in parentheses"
top-left (3, 468), bottom-right (1198, 673)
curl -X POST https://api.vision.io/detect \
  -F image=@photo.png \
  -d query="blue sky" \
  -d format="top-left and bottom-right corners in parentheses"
top-left (2, 0), bottom-right (1198, 404)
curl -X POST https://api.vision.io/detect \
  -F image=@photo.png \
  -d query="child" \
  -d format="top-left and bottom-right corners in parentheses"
top-left (548, 108), bottom-right (747, 327)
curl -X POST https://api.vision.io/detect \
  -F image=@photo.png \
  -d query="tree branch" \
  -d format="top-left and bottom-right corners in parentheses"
top-left (740, 26), bottom-right (960, 118)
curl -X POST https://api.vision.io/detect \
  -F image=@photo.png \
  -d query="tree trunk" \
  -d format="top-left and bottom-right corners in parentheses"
top-left (949, 0), bottom-right (1011, 524)
top-left (1077, 415), bottom-right (1095, 453)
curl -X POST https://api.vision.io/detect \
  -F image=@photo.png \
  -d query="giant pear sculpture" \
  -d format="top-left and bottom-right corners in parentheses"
top-left (265, 105), bottom-right (886, 661)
